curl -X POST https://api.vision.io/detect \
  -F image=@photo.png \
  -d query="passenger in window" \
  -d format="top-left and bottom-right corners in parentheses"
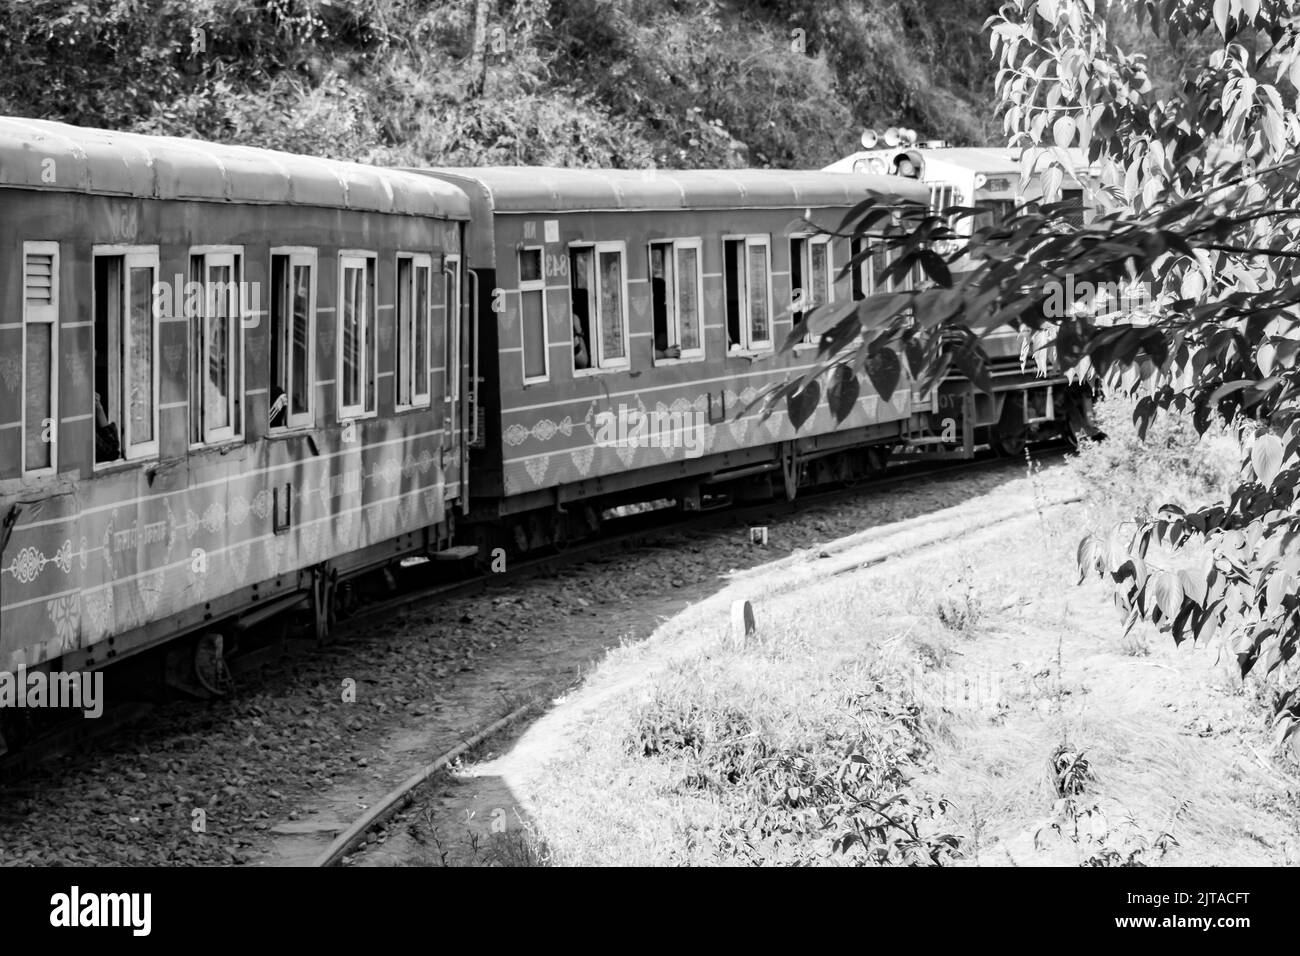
top-left (572, 301), bottom-right (591, 370)
top-left (650, 329), bottom-right (681, 358)
top-left (94, 391), bottom-right (120, 463)
top-left (269, 385), bottom-right (288, 429)
top-left (650, 272), bottom-right (681, 360)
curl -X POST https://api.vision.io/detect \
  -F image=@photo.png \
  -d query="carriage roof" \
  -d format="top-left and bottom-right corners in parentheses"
top-left (0, 117), bottom-right (470, 219)
top-left (411, 166), bottom-right (929, 214)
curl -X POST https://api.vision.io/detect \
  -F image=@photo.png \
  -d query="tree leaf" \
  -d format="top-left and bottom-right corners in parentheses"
top-left (1214, 0), bottom-right (1231, 37)
top-left (864, 349), bottom-right (902, 405)
top-left (1150, 570), bottom-right (1184, 621)
top-left (826, 365), bottom-right (861, 425)
top-left (1177, 566), bottom-right (1208, 607)
top-left (786, 380), bottom-right (821, 431)
top-left (1252, 433), bottom-right (1283, 486)
top-left (1052, 115), bottom-right (1077, 148)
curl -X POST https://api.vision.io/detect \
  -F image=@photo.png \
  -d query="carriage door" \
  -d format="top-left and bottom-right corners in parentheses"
top-left (442, 252), bottom-right (462, 490)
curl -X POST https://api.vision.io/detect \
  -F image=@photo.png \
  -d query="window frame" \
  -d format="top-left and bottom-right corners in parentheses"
top-left (517, 246), bottom-right (550, 385)
top-left (22, 241), bottom-right (60, 478)
top-left (569, 240), bottom-right (630, 375)
top-left (647, 237), bottom-right (705, 365)
top-left (336, 250), bottom-right (378, 423)
top-left (93, 244), bottom-right (162, 467)
top-left (723, 234), bottom-right (774, 354)
top-left (789, 233), bottom-right (834, 347)
top-left (851, 237), bottom-right (878, 301)
top-left (394, 251), bottom-right (433, 413)
top-left (269, 246), bottom-right (318, 432)
top-left (188, 245), bottom-right (245, 447)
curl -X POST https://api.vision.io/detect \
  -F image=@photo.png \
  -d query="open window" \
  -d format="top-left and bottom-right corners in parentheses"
top-left (189, 248), bottom-right (244, 445)
top-left (518, 248), bottom-right (549, 384)
top-left (94, 246), bottom-right (160, 464)
top-left (850, 237), bottom-right (877, 301)
top-left (723, 235), bottom-right (772, 352)
top-left (569, 242), bottom-right (629, 372)
top-left (337, 252), bottom-right (377, 421)
top-left (395, 253), bottom-right (432, 411)
top-left (23, 242), bottom-right (58, 476)
top-left (790, 234), bottom-right (833, 343)
top-left (270, 248), bottom-right (316, 429)
top-left (647, 239), bottom-right (703, 363)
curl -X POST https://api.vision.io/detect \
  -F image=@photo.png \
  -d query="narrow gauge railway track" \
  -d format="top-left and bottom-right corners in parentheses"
top-left (0, 444), bottom-right (1066, 786)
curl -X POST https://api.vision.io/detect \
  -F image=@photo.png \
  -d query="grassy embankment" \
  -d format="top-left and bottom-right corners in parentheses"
top-left (480, 401), bottom-right (1300, 866)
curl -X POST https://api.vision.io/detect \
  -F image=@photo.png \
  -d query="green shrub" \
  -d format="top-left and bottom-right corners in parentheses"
top-left (629, 679), bottom-right (961, 866)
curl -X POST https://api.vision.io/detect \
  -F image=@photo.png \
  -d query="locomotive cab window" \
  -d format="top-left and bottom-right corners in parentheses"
top-left (789, 234), bottom-right (833, 344)
top-left (269, 249), bottom-right (316, 430)
top-left (23, 242), bottom-right (59, 476)
top-left (93, 246), bottom-right (160, 465)
top-left (189, 247), bottom-right (245, 446)
top-left (723, 235), bottom-right (772, 353)
top-left (338, 252), bottom-right (378, 421)
top-left (395, 253), bottom-right (433, 411)
top-left (518, 248), bottom-right (549, 384)
top-left (648, 239), bottom-right (703, 363)
top-left (1061, 187), bottom-right (1085, 227)
top-left (871, 236), bottom-right (917, 294)
top-left (569, 241), bottom-right (629, 373)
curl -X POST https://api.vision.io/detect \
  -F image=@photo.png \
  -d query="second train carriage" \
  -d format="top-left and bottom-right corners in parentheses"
top-left (0, 118), bottom-right (471, 719)
top-left (408, 167), bottom-right (937, 550)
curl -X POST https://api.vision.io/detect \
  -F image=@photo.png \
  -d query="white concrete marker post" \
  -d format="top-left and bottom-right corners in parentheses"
top-left (730, 599), bottom-right (756, 649)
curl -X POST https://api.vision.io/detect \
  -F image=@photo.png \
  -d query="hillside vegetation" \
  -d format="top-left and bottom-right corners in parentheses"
top-left (0, 0), bottom-right (1008, 168)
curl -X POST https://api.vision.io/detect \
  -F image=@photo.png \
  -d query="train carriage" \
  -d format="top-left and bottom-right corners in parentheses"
top-left (0, 119), bottom-right (471, 716)
top-left (410, 167), bottom-right (935, 550)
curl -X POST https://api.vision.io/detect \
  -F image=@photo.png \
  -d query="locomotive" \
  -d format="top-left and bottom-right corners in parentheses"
top-left (826, 129), bottom-right (1101, 455)
top-left (0, 119), bottom-right (1076, 748)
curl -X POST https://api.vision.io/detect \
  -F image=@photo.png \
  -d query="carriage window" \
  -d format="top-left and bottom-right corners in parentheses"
top-left (648, 240), bottom-right (703, 362)
top-left (444, 254), bottom-right (461, 403)
top-left (94, 248), bottom-right (159, 464)
top-left (395, 253), bottom-right (432, 410)
top-left (270, 250), bottom-right (315, 429)
top-left (338, 253), bottom-right (377, 421)
top-left (790, 235), bottom-right (833, 342)
top-left (569, 242), bottom-right (628, 371)
top-left (851, 238), bottom-right (875, 300)
top-left (189, 249), bottom-right (244, 445)
top-left (724, 236), bottom-right (772, 352)
top-left (518, 248), bottom-right (549, 383)
top-left (23, 242), bottom-right (58, 475)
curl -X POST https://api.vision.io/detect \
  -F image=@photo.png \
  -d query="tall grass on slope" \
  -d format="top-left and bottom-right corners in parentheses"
top-left (1068, 395), bottom-right (1238, 529)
